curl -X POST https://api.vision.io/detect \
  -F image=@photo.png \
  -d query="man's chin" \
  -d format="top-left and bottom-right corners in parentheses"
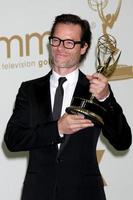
top-left (52, 60), bottom-right (78, 69)
top-left (54, 62), bottom-right (70, 68)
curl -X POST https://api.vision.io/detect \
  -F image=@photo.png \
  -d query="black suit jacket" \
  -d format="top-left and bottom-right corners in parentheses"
top-left (4, 70), bottom-right (132, 200)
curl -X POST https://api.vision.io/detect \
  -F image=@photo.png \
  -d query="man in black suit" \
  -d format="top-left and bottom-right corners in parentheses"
top-left (4, 14), bottom-right (132, 200)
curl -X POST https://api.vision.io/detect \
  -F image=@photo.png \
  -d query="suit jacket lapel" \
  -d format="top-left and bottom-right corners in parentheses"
top-left (73, 70), bottom-right (91, 99)
top-left (35, 71), bottom-right (53, 122)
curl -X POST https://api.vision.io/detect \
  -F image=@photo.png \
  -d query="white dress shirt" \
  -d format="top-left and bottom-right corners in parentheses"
top-left (50, 68), bottom-right (79, 117)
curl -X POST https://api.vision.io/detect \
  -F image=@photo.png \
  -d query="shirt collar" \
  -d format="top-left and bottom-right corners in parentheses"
top-left (51, 68), bottom-right (79, 86)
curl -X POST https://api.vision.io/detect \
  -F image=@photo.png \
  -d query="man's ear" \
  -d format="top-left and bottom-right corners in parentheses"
top-left (81, 43), bottom-right (88, 55)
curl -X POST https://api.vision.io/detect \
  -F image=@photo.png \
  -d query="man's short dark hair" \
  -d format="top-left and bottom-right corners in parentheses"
top-left (50, 14), bottom-right (92, 62)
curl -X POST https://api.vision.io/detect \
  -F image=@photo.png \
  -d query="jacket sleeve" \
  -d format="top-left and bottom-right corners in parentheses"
top-left (99, 86), bottom-right (132, 151)
top-left (4, 82), bottom-right (61, 152)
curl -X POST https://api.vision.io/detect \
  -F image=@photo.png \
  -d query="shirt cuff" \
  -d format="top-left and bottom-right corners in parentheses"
top-left (99, 92), bottom-right (110, 102)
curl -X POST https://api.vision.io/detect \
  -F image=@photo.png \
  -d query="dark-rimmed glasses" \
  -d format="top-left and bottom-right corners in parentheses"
top-left (49, 36), bottom-right (82, 49)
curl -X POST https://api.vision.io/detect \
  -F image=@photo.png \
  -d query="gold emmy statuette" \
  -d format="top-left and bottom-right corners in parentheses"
top-left (66, 34), bottom-right (121, 126)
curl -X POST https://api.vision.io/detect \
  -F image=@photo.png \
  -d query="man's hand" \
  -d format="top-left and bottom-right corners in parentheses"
top-left (58, 113), bottom-right (94, 135)
top-left (86, 73), bottom-right (110, 101)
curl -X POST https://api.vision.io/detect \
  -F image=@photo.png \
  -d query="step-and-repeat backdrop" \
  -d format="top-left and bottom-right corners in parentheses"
top-left (0, 0), bottom-right (132, 199)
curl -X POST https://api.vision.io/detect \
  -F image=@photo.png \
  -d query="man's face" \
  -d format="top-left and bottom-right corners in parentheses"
top-left (50, 23), bottom-right (88, 71)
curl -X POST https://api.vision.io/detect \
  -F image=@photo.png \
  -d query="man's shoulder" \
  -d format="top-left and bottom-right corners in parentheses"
top-left (22, 70), bottom-right (52, 87)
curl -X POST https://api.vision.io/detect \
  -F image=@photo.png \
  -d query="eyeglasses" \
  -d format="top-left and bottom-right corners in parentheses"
top-left (49, 36), bottom-right (82, 49)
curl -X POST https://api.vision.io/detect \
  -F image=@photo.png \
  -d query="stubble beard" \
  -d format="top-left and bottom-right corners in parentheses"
top-left (51, 55), bottom-right (80, 70)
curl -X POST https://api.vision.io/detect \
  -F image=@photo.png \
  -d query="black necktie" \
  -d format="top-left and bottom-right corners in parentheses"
top-left (53, 77), bottom-right (67, 120)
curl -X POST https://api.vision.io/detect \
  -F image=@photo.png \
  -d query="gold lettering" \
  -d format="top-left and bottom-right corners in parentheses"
top-left (0, 31), bottom-right (50, 58)
top-left (38, 59), bottom-right (49, 67)
top-left (0, 35), bottom-right (23, 58)
top-left (26, 31), bottom-right (50, 56)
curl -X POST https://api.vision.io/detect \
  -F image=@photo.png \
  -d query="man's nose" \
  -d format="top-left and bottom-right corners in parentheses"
top-left (57, 41), bottom-right (65, 49)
